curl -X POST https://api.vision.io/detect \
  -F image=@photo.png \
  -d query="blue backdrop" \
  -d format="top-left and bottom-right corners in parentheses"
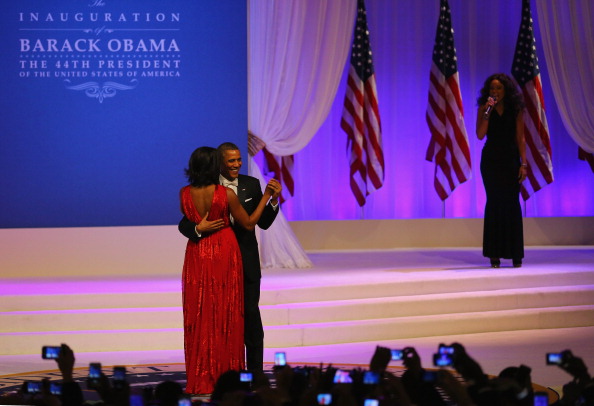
top-left (0, 0), bottom-right (247, 228)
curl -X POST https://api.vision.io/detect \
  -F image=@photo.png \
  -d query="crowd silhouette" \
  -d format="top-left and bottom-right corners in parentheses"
top-left (1, 343), bottom-right (592, 406)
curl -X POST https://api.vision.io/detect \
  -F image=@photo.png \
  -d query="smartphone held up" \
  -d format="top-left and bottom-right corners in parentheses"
top-left (42, 346), bottom-right (61, 359)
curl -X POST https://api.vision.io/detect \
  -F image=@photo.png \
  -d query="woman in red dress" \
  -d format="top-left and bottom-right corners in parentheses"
top-left (179, 146), bottom-right (277, 394)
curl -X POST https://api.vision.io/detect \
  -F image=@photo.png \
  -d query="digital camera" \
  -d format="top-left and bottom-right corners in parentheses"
top-left (25, 381), bottom-right (42, 394)
top-left (113, 366), bottom-right (127, 389)
top-left (50, 382), bottom-right (62, 396)
top-left (87, 362), bottom-right (102, 389)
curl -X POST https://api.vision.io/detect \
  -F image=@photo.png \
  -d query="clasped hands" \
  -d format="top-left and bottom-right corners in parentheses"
top-left (265, 178), bottom-right (282, 203)
top-left (196, 178), bottom-right (282, 235)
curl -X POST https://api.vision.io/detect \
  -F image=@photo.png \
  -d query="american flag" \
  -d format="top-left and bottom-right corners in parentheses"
top-left (512, 0), bottom-right (553, 200)
top-left (341, 0), bottom-right (384, 207)
top-left (425, 0), bottom-right (471, 201)
top-left (262, 148), bottom-right (294, 203)
top-left (248, 131), bottom-right (294, 203)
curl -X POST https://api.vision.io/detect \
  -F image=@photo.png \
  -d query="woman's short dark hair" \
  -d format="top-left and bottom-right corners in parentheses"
top-left (185, 146), bottom-right (219, 187)
top-left (477, 73), bottom-right (525, 116)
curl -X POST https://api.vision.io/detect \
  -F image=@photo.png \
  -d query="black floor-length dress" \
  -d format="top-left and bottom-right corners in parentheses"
top-left (480, 108), bottom-right (524, 260)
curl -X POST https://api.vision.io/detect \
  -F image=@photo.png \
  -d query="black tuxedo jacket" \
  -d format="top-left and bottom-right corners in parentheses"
top-left (178, 174), bottom-right (278, 282)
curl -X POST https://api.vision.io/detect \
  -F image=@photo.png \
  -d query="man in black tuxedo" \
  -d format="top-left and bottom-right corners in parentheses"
top-left (178, 142), bottom-right (280, 371)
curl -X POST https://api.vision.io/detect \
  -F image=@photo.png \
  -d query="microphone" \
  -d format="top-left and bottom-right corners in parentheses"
top-left (483, 96), bottom-right (497, 119)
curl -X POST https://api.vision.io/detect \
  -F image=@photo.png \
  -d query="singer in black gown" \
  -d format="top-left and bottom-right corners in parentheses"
top-left (476, 73), bottom-right (527, 268)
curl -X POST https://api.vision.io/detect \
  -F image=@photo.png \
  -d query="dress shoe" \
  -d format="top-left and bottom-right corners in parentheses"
top-left (513, 259), bottom-right (522, 268)
top-left (490, 258), bottom-right (501, 268)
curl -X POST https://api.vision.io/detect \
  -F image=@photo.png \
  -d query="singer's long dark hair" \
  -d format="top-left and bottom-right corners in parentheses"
top-left (477, 73), bottom-right (525, 116)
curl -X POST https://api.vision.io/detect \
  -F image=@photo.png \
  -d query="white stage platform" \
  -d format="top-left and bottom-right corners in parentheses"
top-left (1, 220), bottom-right (593, 392)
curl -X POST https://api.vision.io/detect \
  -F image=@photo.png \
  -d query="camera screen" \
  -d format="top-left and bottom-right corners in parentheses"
top-left (333, 369), bottom-right (352, 383)
top-left (130, 394), bottom-right (144, 406)
top-left (546, 353), bottom-right (562, 365)
top-left (26, 381), bottom-right (42, 394)
top-left (534, 392), bottom-right (548, 406)
top-left (42, 346), bottom-right (61, 359)
top-left (274, 352), bottom-right (286, 366)
top-left (50, 382), bottom-right (62, 396)
top-left (364, 400), bottom-right (379, 406)
top-left (240, 372), bottom-right (253, 382)
top-left (438, 344), bottom-right (454, 354)
top-left (113, 366), bottom-right (126, 380)
top-left (391, 349), bottom-right (403, 360)
top-left (433, 353), bottom-right (453, 367)
top-left (317, 394), bottom-right (332, 405)
top-left (89, 363), bottom-right (102, 379)
top-left (363, 371), bottom-right (379, 385)
top-left (178, 398), bottom-right (192, 406)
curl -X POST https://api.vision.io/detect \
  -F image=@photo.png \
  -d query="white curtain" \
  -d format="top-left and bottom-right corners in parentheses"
top-left (248, 0), bottom-right (357, 268)
top-left (536, 0), bottom-right (594, 153)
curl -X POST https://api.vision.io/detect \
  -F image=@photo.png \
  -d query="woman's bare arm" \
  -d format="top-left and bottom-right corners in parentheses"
top-left (227, 179), bottom-right (279, 230)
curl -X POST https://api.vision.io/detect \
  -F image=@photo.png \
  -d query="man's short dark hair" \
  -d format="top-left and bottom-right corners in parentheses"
top-left (218, 142), bottom-right (240, 154)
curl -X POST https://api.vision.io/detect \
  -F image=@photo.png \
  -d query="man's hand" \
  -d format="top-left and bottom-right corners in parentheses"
top-left (451, 342), bottom-right (487, 385)
top-left (196, 211), bottom-right (225, 235)
top-left (369, 345), bottom-right (391, 373)
top-left (402, 347), bottom-right (422, 376)
top-left (56, 344), bottom-right (75, 382)
top-left (559, 350), bottom-right (591, 383)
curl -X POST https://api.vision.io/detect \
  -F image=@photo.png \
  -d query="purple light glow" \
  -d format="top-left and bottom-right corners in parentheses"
top-left (255, 1), bottom-right (593, 221)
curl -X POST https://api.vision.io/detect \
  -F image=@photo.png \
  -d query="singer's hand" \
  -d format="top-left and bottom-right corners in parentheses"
top-left (518, 166), bottom-right (527, 183)
top-left (483, 96), bottom-right (498, 120)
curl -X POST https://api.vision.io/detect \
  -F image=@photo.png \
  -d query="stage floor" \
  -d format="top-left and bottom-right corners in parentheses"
top-left (1, 246), bottom-right (593, 393)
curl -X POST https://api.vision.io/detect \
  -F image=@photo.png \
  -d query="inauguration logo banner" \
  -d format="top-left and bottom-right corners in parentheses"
top-left (0, 1), bottom-right (247, 228)
top-left (17, 1), bottom-right (182, 103)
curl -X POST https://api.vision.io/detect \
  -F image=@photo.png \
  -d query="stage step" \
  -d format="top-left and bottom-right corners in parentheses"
top-left (265, 304), bottom-right (594, 347)
top-left (2, 267), bottom-right (594, 355)
top-left (2, 305), bottom-right (593, 354)
top-left (4, 268), bottom-right (593, 311)
top-left (260, 270), bottom-right (594, 305)
top-left (4, 285), bottom-right (593, 333)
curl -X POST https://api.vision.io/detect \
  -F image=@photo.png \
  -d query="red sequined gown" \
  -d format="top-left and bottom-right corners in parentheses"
top-left (181, 185), bottom-right (245, 394)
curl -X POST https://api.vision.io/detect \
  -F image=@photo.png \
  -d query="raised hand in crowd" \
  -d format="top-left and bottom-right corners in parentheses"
top-left (450, 342), bottom-right (488, 386)
top-left (369, 345), bottom-right (391, 373)
top-left (434, 369), bottom-right (476, 406)
top-left (554, 350), bottom-right (594, 406)
top-left (54, 344), bottom-right (83, 406)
